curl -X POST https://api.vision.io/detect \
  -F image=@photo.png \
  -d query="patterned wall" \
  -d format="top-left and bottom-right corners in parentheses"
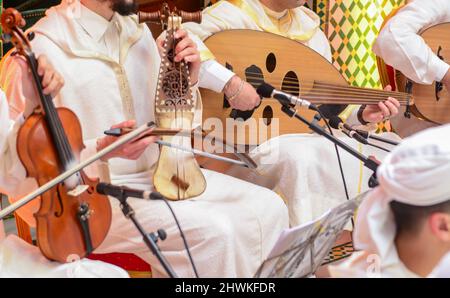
top-left (324, 0), bottom-right (406, 88)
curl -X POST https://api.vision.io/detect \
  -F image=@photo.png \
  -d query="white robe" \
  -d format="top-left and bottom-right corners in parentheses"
top-left (184, 0), bottom-right (399, 226)
top-left (373, 0), bottom-right (450, 85)
top-left (0, 0), bottom-right (288, 277)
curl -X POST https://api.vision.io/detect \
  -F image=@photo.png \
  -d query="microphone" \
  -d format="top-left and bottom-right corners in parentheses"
top-left (96, 182), bottom-right (163, 201)
top-left (328, 116), bottom-right (369, 145)
top-left (354, 129), bottom-right (400, 146)
top-left (256, 82), bottom-right (318, 111)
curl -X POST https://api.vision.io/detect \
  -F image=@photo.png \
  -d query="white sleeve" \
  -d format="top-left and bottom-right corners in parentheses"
top-left (373, 0), bottom-right (450, 84)
top-left (308, 29), bottom-right (332, 63)
top-left (199, 60), bottom-right (235, 93)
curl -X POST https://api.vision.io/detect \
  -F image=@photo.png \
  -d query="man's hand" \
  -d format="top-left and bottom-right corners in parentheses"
top-left (96, 120), bottom-right (158, 161)
top-left (361, 85), bottom-right (400, 124)
top-left (22, 55), bottom-right (65, 117)
top-left (156, 29), bottom-right (201, 85)
top-left (223, 76), bottom-right (261, 111)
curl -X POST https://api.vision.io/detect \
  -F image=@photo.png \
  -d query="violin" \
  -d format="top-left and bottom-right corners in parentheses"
top-left (1, 8), bottom-right (111, 262)
top-left (139, 4), bottom-right (204, 201)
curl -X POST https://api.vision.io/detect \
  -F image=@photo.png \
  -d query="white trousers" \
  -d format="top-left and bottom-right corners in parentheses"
top-left (95, 168), bottom-right (288, 278)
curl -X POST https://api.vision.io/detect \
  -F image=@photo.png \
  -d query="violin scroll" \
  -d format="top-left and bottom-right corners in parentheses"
top-left (138, 2), bottom-right (201, 25)
top-left (1, 8), bottom-right (31, 56)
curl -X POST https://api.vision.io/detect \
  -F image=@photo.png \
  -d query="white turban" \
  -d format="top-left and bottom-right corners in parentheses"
top-left (353, 124), bottom-right (450, 269)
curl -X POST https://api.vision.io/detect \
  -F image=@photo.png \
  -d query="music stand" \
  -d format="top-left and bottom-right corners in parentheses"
top-left (254, 192), bottom-right (367, 278)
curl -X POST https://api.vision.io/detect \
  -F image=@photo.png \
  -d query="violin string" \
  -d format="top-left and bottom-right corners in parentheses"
top-left (39, 57), bottom-right (83, 186)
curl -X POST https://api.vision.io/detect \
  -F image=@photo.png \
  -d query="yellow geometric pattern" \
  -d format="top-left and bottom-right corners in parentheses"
top-left (325, 0), bottom-right (406, 89)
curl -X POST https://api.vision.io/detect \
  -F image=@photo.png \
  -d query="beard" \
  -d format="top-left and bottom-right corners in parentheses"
top-left (111, 0), bottom-right (138, 16)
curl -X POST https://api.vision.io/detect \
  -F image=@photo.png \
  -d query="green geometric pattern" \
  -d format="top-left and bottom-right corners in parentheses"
top-left (315, 0), bottom-right (330, 32)
top-left (325, 0), bottom-right (405, 88)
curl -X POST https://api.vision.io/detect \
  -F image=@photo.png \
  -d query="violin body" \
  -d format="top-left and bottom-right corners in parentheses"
top-left (17, 108), bottom-right (112, 262)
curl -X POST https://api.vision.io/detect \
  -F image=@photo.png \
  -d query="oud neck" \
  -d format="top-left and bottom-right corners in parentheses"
top-left (26, 52), bottom-right (75, 170)
top-left (300, 81), bottom-right (412, 106)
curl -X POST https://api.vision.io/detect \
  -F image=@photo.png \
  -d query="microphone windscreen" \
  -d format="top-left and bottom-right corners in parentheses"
top-left (256, 82), bottom-right (275, 98)
top-left (328, 116), bottom-right (343, 130)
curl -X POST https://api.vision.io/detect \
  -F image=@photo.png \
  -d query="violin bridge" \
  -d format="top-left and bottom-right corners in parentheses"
top-left (67, 185), bottom-right (89, 197)
top-left (170, 175), bottom-right (190, 191)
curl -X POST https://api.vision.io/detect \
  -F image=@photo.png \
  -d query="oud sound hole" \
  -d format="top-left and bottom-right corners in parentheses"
top-left (281, 71), bottom-right (300, 97)
top-left (266, 53), bottom-right (276, 73)
top-left (262, 106), bottom-right (273, 126)
top-left (245, 65), bottom-right (264, 89)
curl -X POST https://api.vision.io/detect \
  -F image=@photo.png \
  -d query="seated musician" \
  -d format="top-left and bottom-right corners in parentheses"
top-left (0, 0), bottom-right (288, 278)
top-left (183, 0), bottom-right (401, 226)
top-left (0, 58), bottom-right (127, 278)
top-left (329, 124), bottom-right (450, 277)
top-left (374, 0), bottom-right (450, 93)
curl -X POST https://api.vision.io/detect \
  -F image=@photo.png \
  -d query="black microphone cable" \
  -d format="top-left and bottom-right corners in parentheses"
top-left (150, 193), bottom-right (200, 278)
top-left (313, 111), bottom-right (354, 231)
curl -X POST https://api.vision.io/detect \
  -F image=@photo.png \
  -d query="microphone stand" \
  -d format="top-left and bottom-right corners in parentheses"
top-left (356, 130), bottom-right (400, 146)
top-left (109, 189), bottom-right (178, 278)
top-left (281, 105), bottom-right (380, 187)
